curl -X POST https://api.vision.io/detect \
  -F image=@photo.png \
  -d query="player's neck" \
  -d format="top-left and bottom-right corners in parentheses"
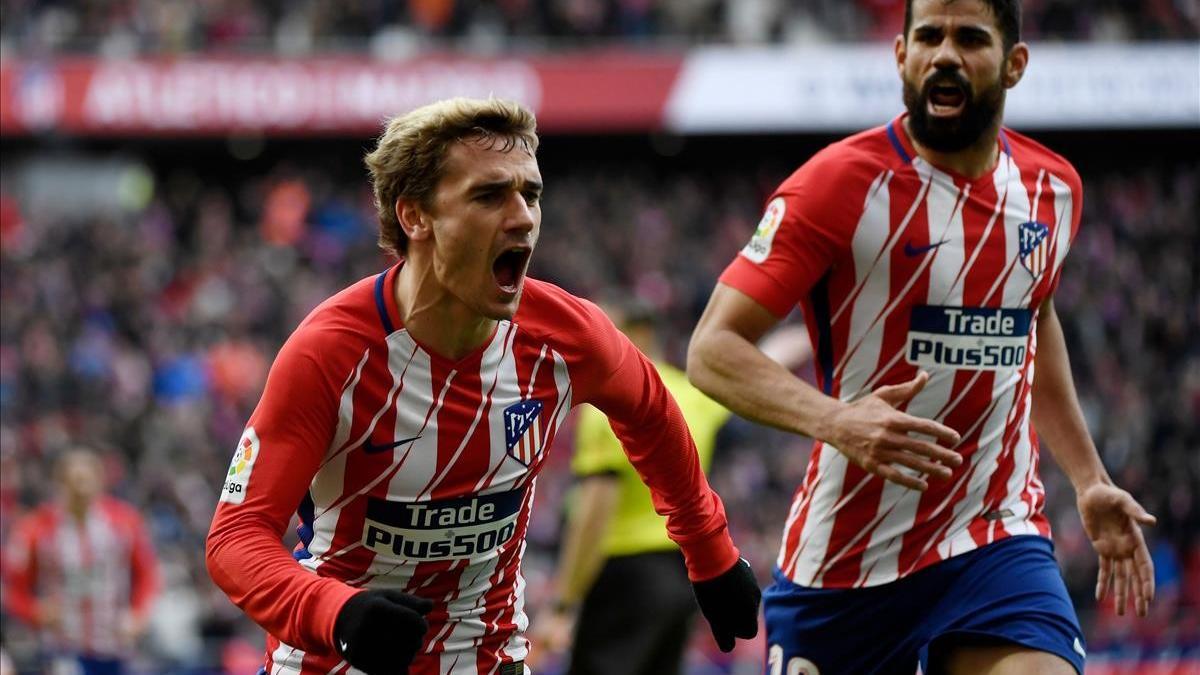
top-left (63, 496), bottom-right (92, 523)
top-left (904, 117), bottom-right (1002, 180)
top-left (394, 259), bottom-right (496, 361)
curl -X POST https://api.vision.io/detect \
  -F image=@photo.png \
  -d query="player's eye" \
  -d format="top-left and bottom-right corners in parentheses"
top-left (913, 27), bottom-right (942, 44)
top-left (956, 30), bottom-right (990, 47)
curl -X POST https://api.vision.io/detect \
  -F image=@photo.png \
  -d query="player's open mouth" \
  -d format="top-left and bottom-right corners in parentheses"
top-left (492, 246), bottom-right (532, 294)
top-left (928, 84), bottom-right (967, 117)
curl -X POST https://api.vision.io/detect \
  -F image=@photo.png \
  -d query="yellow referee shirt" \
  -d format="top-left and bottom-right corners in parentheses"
top-left (571, 362), bottom-right (732, 557)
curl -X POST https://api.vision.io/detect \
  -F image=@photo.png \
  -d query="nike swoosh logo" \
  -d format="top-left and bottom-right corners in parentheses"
top-left (363, 435), bottom-right (422, 454)
top-left (904, 239), bottom-right (949, 257)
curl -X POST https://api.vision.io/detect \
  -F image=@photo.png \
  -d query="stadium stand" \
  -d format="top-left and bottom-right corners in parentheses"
top-left (0, 0), bottom-right (1196, 55)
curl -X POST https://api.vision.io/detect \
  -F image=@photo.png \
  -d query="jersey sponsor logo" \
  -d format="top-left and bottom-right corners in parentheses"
top-left (361, 488), bottom-right (524, 561)
top-left (220, 427), bottom-right (259, 504)
top-left (1019, 221), bottom-right (1050, 277)
top-left (906, 305), bottom-right (1032, 370)
top-left (504, 399), bottom-right (544, 465)
top-left (903, 238), bottom-right (949, 257)
top-left (742, 196), bottom-right (786, 264)
top-left (362, 434), bottom-right (422, 455)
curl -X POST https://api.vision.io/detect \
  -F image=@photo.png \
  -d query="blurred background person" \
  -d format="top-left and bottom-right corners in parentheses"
top-left (2, 449), bottom-right (160, 675)
top-left (534, 303), bottom-right (809, 673)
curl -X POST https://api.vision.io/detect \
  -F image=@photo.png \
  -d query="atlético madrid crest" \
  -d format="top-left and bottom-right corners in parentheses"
top-left (1018, 221), bottom-right (1050, 277)
top-left (504, 400), bottom-right (544, 466)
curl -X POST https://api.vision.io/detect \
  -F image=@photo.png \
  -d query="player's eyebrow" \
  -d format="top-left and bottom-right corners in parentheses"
top-left (468, 178), bottom-right (543, 196)
top-left (911, 24), bottom-right (944, 39)
top-left (953, 25), bottom-right (994, 43)
top-left (911, 22), bottom-right (994, 43)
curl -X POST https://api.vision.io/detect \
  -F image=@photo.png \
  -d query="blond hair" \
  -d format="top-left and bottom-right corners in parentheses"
top-left (364, 98), bottom-right (539, 256)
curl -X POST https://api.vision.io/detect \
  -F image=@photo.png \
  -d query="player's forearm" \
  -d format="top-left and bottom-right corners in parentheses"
top-left (687, 323), bottom-right (840, 442)
top-left (206, 513), bottom-right (360, 652)
top-left (553, 476), bottom-right (618, 607)
top-left (129, 528), bottom-right (161, 620)
top-left (1031, 302), bottom-right (1110, 493)
top-left (596, 349), bottom-right (738, 581)
top-left (129, 565), bottom-right (160, 621)
top-left (611, 407), bottom-right (738, 581)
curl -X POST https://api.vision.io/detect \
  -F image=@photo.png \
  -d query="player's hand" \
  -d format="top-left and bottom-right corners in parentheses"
top-left (35, 600), bottom-right (61, 630)
top-left (334, 589), bottom-right (433, 675)
top-left (119, 610), bottom-right (149, 647)
top-left (691, 558), bottom-right (760, 652)
top-left (1078, 483), bottom-right (1157, 617)
top-left (527, 603), bottom-right (575, 667)
top-left (825, 371), bottom-right (962, 491)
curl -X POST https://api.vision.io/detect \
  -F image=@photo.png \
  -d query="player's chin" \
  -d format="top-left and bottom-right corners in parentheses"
top-left (482, 287), bottom-right (524, 320)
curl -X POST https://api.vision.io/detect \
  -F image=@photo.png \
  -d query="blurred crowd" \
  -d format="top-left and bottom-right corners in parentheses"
top-left (0, 134), bottom-right (1196, 671)
top-left (1, 0), bottom-right (1197, 58)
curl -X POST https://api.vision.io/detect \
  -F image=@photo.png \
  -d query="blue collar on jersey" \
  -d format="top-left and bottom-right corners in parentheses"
top-left (887, 120), bottom-right (913, 165)
top-left (375, 267), bottom-right (397, 335)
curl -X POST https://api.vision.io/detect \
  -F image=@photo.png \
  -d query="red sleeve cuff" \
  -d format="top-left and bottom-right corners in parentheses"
top-left (678, 524), bottom-right (740, 583)
top-left (309, 583), bottom-right (364, 650)
top-left (719, 256), bottom-right (800, 318)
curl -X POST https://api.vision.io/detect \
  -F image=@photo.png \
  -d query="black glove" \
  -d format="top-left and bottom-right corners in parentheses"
top-left (334, 589), bottom-right (433, 674)
top-left (691, 557), bottom-right (761, 652)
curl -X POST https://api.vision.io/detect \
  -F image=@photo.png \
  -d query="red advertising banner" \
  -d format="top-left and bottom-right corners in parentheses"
top-left (0, 54), bottom-right (683, 136)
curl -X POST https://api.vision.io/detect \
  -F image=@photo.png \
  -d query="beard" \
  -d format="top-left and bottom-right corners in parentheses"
top-left (903, 68), bottom-right (1005, 153)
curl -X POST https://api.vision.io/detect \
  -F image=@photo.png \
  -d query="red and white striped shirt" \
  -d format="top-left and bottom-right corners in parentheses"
top-left (3, 497), bottom-right (160, 657)
top-left (720, 115), bottom-right (1082, 589)
top-left (206, 266), bottom-right (739, 674)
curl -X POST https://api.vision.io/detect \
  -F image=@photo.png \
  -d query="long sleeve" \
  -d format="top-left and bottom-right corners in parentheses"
top-left (572, 304), bottom-right (740, 582)
top-left (2, 515), bottom-right (42, 625)
top-left (125, 509), bottom-right (161, 621)
top-left (205, 329), bottom-right (361, 653)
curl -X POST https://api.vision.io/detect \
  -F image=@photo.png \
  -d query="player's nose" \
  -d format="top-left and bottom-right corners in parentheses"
top-left (502, 192), bottom-right (536, 234)
top-left (930, 38), bottom-right (963, 70)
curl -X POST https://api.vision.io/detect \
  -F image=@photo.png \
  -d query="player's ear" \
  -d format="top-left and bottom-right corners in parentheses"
top-left (396, 199), bottom-right (432, 243)
top-left (894, 33), bottom-right (907, 77)
top-left (1002, 42), bottom-right (1029, 89)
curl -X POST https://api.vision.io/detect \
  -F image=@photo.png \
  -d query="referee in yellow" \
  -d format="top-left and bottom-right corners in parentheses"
top-left (536, 303), bottom-right (809, 674)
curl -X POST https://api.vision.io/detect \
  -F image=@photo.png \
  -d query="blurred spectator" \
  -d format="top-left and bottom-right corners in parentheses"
top-left (1, 0), bottom-right (1196, 56)
top-left (2, 448), bottom-right (160, 674)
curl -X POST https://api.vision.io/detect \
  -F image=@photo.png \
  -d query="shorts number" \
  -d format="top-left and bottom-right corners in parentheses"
top-left (768, 645), bottom-right (821, 675)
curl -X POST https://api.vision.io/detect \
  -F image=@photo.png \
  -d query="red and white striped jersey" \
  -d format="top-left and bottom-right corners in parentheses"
top-left (720, 115), bottom-right (1082, 589)
top-left (3, 497), bottom-right (160, 657)
top-left (206, 265), bottom-right (739, 675)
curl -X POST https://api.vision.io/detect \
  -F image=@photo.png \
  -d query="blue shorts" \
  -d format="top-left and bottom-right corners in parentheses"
top-left (763, 535), bottom-right (1085, 675)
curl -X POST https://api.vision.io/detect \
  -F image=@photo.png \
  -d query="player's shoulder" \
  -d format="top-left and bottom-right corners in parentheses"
top-left (779, 122), bottom-right (901, 191)
top-left (1002, 127), bottom-right (1083, 193)
top-left (286, 269), bottom-right (390, 359)
top-left (96, 496), bottom-right (145, 527)
top-left (513, 278), bottom-right (610, 343)
top-left (10, 504), bottom-right (58, 538)
top-left (513, 278), bottom-right (627, 377)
